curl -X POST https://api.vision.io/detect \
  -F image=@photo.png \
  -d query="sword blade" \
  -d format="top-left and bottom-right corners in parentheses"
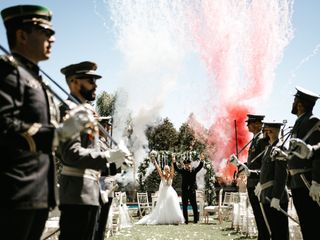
top-left (259, 202), bottom-right (272, 236)
top-left (300, 174), bottom-right (320, 207)
top-left (265, 197), bottom-right (300, 225)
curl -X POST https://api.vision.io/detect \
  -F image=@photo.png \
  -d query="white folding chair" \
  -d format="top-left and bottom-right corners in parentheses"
top-left (106, 194), bottom-right (121, 237)
top-left (137, 192), bottom-right (151, 218)
top-left (203, 188), bottom-right (231, 224)
top-left (196, 190), bottom-right (205, 221)
top-left (151, 191), bottom-right (159, 209)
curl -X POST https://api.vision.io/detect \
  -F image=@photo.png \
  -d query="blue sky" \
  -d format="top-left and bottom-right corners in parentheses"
top-left (1, 0), bottom-right (320, 131)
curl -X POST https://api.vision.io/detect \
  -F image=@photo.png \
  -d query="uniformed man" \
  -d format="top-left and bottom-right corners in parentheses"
top-left (58, 61), bottom-right (131, 240)
top-left (255, 122), bottom-right (289, 240)
top-left (0, 5), bottom-right (94, 240)
top-left (94, 117), bottom-right (118, 240)
top-left (277, 86), bottom-right (320, 240)
top-left (242, 114), bottom-right (270, 240)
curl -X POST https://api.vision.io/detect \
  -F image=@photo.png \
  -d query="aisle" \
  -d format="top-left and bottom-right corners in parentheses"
top-left (107, 218), bottom-right (253, 240)
top-left (41, 215), bottom-right (253, 240)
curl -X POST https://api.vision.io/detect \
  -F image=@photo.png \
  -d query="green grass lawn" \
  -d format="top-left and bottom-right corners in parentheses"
top-left (108, 217), bottom-right (256, 240)
top-left (42, 209), bottom-right (257, 240)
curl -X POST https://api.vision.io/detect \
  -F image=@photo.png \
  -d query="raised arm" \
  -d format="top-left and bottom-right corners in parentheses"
top-left (172, 154), bottom-right (183, 174)
top-left (170, 154), bottom-right (175, 177)
top-left (194, 153), bottom-right (205, 173)
top-left (151, 156), bottom-right (163, 178)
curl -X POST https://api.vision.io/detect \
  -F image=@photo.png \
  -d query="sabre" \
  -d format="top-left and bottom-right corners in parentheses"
top-left (265, 197), bottom-right (300, 225)
top-left (234, 120), bottom-right (239, 157)
top-left (244, 129), bottom-right (292, 166)
top-left (288, 121), bottom-right (320, 157)
top-left (247, 149), bottom-right (266, 165)
top-left (259, 202), bottom-right (272, 236)
top-left (39, 66), bottom-right (118, 147)
top-left (0, 44), bottom-right (118, 147)
top-left (237, 138), bottom-right (253, 155)
top-left (300, 174), bottom-right (320, 207)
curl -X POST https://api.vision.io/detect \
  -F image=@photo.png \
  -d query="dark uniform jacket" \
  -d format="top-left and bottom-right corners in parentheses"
top-left (288, 111), bottom-right (320, 188)
top-left (174, 161), bottom-right (203, 191)
top-left (246, 132), bottom-right (269, 188)
top-left (259, 140), bottom-right (289, 204)
top-left (58, 98), bottom-right (111, 206)
top-left (0, 54), bottom-right (58, 209)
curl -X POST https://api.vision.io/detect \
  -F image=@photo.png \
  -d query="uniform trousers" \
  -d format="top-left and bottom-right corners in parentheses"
top-left (263, 202), bottom-right (289, 240)
top-left (247, 187), bottom-right (270, 240)
top-left (182, 189), bottom-right (198, 224)
top-left (59, 204), bottom-right (99, 240)
top-left (292, 187), bottom-right (320, 240)
top-left (0, 208), bottom-right (49, 240)
top-left (94, 198), bottom-right (113, 240)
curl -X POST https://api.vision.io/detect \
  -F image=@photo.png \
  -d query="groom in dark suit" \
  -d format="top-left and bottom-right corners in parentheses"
top-left (173, 154), bottom-right (204, 224)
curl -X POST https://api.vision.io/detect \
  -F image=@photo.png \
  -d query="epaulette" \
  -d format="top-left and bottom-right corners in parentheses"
top-left (0, 54), bottom-right (18, 68)
top-left (310, 115), bottom-right (319, 121)
top-left (0, 55), bottom-right (18, 78)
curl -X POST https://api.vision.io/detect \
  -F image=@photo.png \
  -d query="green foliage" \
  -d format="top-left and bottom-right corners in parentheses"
top-left (178, 123), bottom-right (206, 152)
top-left (95, 94), bottom-right (216, 204)
top-left (178, 123), bottom-right (194, 151)
top-left (146, 118), bottom-right (178, 150)
top-left (203, 160), bottom-right (217, 205)
top-left (96, 91), bottom-right (116, 117)
top-left (144, 170), bottom-right (161, 192)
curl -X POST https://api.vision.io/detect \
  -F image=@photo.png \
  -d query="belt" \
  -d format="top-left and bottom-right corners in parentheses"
top-left (260, 180), bottom-right (274, 190)
top-left (61, 165), bottom-right (101, 181)
top-left (289, 168), bottom-right (312, 176)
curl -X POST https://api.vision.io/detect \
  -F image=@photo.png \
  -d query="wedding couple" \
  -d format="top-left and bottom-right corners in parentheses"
top-left (137, 152), bottom-right (204, 225)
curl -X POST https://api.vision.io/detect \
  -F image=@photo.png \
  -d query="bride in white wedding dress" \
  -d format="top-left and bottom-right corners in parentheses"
top-left (136, 155), bottom-right (185, 225)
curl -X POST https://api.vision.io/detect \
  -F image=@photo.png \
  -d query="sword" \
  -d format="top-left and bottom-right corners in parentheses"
top-left (0, 44), bottom-right (119, 147)
top-left (265, 197), bottom-right (300, 225)
top-left (288, 121), bottom-right (320, 158)
top-left (248, 149), bottom-right (266, 165)
top-left (234, 120), bottom-right (239, 157)
top-left (300, 174), bottom-right (320, 207)
top-left (258, 202), bottom-right (272, 236)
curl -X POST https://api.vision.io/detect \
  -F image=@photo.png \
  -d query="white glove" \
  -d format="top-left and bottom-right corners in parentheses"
top-left (105, 140), bottom-right (133, 170)
top-left (56, 105), bottom-right (97, 142)
top-left (149, 150), bottom-right (158, 162)
top-left (122, 156), bottom-right (134, 171)
top-left (238, 163), bottom-right (250, 176)
top-left (230, 153), bottom-right (239, 167)
top-left (270, 198), bottom-right (281, 211)
top-left (289, 138), bottom-right (313, 159)
top-left (309, 181), bottom-right (320, 203)
top-left (270, 147), bottom-right (288, 161)
top-left (254, 183), bottom-right (262, 200)
top-left (100, 190), bottom-right (109, 204)
top-left (230, 154), bottom-right (250, 176)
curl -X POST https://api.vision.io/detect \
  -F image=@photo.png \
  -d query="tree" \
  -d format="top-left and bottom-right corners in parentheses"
top-left (96, 91), bottom-right (116, 117)
top-left (146, 118), bottom-right (178, 151)
top-left (178, 123), bottom-right (206, 152)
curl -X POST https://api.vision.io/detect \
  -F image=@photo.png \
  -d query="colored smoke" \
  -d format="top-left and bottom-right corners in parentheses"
top-left (105, 0), bottom-right (294, 183)
top-left (188, 0), bottom-right (294, 178)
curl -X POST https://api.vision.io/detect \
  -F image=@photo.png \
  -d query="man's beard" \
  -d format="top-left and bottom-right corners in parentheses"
top-left (291, 103), bottom-right (298, 114)
top-left (80, 86), bottom-right (96, 101)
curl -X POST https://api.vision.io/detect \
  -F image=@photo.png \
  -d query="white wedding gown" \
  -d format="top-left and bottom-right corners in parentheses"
top-left (136, 178), bottom-right (185, 225)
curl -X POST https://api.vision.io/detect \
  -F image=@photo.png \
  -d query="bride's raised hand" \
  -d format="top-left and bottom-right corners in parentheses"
top-left (199, 152), bottom-right (205, 161)
top-left (171, 153), bottom-right (176, 163)
top-left (149, 150), bottom-right (158, 164)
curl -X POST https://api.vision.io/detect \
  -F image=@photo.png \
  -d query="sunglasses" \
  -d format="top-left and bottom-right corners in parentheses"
top-left (77, 77), bottom-right (97, 85)
top-left (32, 25), bottom-right (55, 37)
top-left (262, 129), bottom-right (272, 133)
